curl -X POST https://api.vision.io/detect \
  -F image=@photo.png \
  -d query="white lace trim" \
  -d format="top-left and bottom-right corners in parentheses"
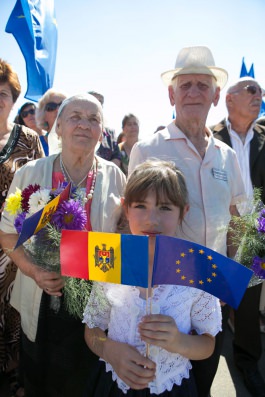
top-left (83, 283), bottom-right (221, 394)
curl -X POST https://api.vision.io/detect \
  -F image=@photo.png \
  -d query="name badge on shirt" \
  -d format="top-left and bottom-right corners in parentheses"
top-left (212, 168), bottom-right (228, 181)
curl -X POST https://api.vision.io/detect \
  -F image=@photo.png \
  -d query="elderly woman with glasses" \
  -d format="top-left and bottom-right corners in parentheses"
top-left (36, 88), bottom-right (67, 155)
top-left (0, 93), bottom-right (126, 397)
top-left (0, 59), bottom-right (44, 396)
top-left (14, 102), bottom-right (49, 156)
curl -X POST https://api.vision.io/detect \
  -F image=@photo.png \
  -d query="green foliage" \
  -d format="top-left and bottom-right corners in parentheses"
top-left (230, 188), bottom-right (265, 266)
top-left (24, 224), bottom-right (92, 319)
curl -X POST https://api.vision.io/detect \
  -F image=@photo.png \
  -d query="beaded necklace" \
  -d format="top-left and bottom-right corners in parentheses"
top-left (59, 154), bottom-right (97, 202)
top-left (60, 154), bottom-right (91, 188)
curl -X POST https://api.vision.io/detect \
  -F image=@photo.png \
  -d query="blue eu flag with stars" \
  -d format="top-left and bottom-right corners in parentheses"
top-left (152, 235), bottom-right (253, 309)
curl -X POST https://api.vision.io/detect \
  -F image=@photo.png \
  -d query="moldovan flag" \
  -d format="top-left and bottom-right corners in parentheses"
top-left (15, 184), bottom-right (70, 249)
top-left (60, 231), bottom-right (149, 288)
top-left (152, 235), bottom-right (253, 309)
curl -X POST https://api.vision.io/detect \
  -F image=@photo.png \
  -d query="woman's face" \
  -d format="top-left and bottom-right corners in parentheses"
top-left (123, 116), bottom-right (139, 137)
top-left (44, 95), bottom-right (64, 132)
top-left (56, 99), bottom-right (103, 154)
top-left (0, 83), bottom-right (14, 122)
top-left (20, 105), bottom-right (37, 130)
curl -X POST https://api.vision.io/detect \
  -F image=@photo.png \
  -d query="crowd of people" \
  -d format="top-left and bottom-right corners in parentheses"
top-left (0, 45), bottom-right (264, 397)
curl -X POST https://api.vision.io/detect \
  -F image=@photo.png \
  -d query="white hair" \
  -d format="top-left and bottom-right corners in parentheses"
top-left (48, 93), bottom-right (104, 155)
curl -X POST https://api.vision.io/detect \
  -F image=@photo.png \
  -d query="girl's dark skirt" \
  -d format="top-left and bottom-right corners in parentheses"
top-left (83, 360), bottom-right (198, 397)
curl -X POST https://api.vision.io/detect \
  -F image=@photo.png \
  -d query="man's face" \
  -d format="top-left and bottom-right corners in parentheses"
top-left (227, 81), bottom-right (263, 121)
top-left (168, 74), bottom-right (220, 124)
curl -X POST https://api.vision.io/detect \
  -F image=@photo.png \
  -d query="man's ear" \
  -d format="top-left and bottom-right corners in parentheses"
top-left (213, 86), bottom-right (221, 107)
top-left (168, 85), bottom-right (176, 106)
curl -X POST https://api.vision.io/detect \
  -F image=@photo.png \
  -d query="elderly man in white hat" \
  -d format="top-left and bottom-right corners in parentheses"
top-left (212, 76), bottom-right (265, 397)
top-left (129, 46), bottom-right (246, 397)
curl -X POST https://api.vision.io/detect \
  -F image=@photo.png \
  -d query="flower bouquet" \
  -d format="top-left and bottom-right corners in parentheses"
top-left (5, 183), bottom-right (92, 318)
top-left (231, 188), bottom-right (265, 287)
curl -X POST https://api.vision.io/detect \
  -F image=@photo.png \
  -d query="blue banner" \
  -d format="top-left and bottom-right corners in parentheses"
top-left (5, 0), bottom-right (57, 101)
top-left (152, 235), bottom-right (253, 309)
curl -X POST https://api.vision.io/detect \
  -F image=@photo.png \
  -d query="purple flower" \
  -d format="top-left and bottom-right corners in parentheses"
top-left (51, 182), bottom-right (68, 198)
top-left (14, 212), bottom-right (27, 233)
top-left (51, 199), bottom-right (87, 230)
top-left (251, 256), bottom-right (265, 279)
top-left (257, 209), bottom-right (265, 233)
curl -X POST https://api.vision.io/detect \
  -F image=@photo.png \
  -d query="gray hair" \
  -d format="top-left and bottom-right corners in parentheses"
top-left (226, 77), bottom-right (262, 94)
top-left (48, 93), bottom-right (104, 155)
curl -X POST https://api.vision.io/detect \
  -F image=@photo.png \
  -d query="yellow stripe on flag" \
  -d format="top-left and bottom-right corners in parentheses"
top-left (88, 232), bottom-right (122, 283)
top-left (35, 195), bottom-right (60, 233)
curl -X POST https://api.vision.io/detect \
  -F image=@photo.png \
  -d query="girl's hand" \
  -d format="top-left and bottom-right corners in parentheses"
top-left (139, 314), bottom-right (180, 352)
top-left (103, 339), bottom-right (156, 390)
top-left (139, 314), bottom-right (215, 359)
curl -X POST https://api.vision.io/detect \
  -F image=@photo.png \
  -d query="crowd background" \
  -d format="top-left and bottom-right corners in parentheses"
top-left (0, 1), bottom-right (264, 139)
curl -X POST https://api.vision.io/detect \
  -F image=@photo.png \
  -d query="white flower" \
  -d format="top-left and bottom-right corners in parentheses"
top-left (28, 189), bottom-right (51, 215)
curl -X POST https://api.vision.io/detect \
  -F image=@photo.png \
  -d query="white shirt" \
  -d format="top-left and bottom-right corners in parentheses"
top-left (226, 119), bottom-right (254, 215)
top-left (129, 121), bottom-right (246, 255)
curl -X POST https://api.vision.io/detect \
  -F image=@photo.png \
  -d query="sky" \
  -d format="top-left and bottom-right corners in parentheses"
top-left (0, 0), bottom-right (265, 138)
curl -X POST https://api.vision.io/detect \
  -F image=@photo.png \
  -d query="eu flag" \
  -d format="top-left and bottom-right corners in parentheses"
top-left (5, 0), bottom-right (57, 101)
top-left (152, 235), bottom-right (253, 309)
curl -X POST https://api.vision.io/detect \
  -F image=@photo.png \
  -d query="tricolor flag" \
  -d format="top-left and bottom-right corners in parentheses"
top-left (152, 235), bottom-right (253, 309)
top-left (60, 232), bottom-right (252, 308)
top-left (15, 184), bottom-right (70, 249)
top-left (5, 0), bottom-right (57, 101)
top-left (60, 231), bottom-right (149, 288)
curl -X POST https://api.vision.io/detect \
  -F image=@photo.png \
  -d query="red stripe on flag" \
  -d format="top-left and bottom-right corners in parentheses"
top-left (60, 230), bottom-right (88, 279)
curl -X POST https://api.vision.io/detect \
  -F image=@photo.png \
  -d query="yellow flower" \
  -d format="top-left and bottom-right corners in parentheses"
top-left (5, 188), bottom-right (22, 215)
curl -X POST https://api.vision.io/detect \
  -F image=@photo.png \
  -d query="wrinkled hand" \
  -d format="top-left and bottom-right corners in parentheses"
top-left (139, 314), bottom-right (180, 352)
top-left (104, 340), bottom-right (156, 389)
top-left (33, 267), bottom-right (64, 296)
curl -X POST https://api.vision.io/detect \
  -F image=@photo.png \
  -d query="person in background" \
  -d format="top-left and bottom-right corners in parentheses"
top-left (88, 91), bottom-right (121, 166)
top-left (36, 89), bottom-right (67, 155)
top-left (119, 113), bottom-right (139, 176)
top-left (14, 102), bottom-right (49, 156)
top-left (83, 159), bottom-right (221, 397)
top-left (0, 58), bottom-right (44, 397)
top-left (211, 76), bottom-right (265, 397)
top-left (129, 46), bottom-right (246, 397)
top-left (0, 93), bottom-right (125, 397)
top-left (117, 131), bottom-right (125, 144)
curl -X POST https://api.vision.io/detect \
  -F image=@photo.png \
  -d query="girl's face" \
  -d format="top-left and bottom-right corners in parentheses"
top-left (126, 189), bottom-right (188, 238)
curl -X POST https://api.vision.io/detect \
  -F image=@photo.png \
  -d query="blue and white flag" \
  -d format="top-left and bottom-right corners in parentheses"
top-left (5, 0), bottom-right (57, 101)
top-left (239, 58), bottom-right (265, 116)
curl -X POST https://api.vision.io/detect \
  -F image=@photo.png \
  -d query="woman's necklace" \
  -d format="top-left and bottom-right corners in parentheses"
top-left (59, 154), bottom-right (97, 202)
top-left (60, 154), bottom-right (91, 187)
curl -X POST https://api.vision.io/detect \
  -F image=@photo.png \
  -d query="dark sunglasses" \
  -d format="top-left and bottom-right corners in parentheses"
top-left (236, 85), bottom-right (263, 96)
top-left (21, 108), bottom-right (35, 118)
top-left (45, 102), bottom-right (62, 112)
top-left (244, 85), bottom-right (263, 95)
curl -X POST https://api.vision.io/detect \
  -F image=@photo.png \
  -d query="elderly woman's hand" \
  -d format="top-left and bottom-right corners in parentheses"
top-left (33, 266), bottom-right (64, 296)
top-left (0, 231), bottom-right (64, 295)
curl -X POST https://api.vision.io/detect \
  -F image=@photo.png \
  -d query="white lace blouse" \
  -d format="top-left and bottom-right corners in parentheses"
top-left (83, 283), bottom-right (222, 395)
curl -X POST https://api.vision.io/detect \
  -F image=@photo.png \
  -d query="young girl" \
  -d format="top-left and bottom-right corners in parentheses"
top-left (83, 160), bottom-right (222, 396)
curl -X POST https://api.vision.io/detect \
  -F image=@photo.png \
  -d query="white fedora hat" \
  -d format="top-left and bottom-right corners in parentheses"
top-left (161, 46), bottom-right (228, 89)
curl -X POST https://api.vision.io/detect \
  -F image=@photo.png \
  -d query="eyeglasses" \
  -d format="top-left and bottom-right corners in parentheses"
top-left (44, 102), bottom-right (62, 112)
top-left (231, 85), bottom-right (264, 96)
top-left (21, 108), bottom-right (35, 118)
